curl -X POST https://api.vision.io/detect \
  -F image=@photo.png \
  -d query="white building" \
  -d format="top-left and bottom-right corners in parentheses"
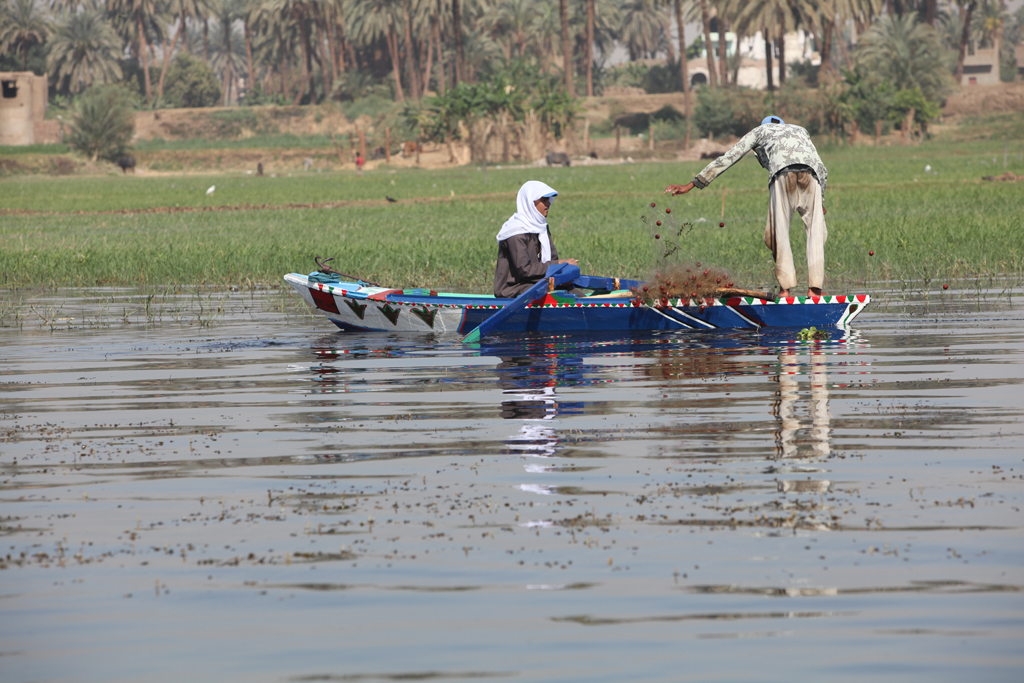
top-left (686, 31), bottom-right (819, 90)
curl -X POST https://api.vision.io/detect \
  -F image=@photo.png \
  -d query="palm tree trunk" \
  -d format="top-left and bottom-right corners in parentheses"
top-left (244, 19), bottom-right (255, 97)
top-left (835, 15), bottom-right (852, 70)
top-left (293, 8), bottom-right (313, 104)
top-left (158, 11), bottom-right (187, 99)
top-left (699, 0), bottom-right (717, 88)
top-left (452, 0), bottom-right (463, 86)
top-left (203, 18), bottom-right (209, 63)
top-left (776, 34), bottom-right (785, 86)
top-left (403, 0), bottom-right (420, 99)
top-left (955, 1), bottom-right (977, 83)
top-left (223, 17), bottom-right (232, 105)
top-left (336, 18), bottom-right (347, 73)
top-left (764, 28), bottom-right (774, 91)
top-left (925, 0), bottom-right (937, 26)
top-left (280, 35), bottom-right (290, 99)
top-left (422, 15), bottom-right (435, 94)
top-left (675, 0), bottom-right (690, 148)
top-left (300, 6), bottom-right (318, 103)
top-left (433, 9), bottom-right (446, 95)
top-left (386, 22), bottom-right (405, 101)
top-left (718, 15), bottom-right (728, 86)
top-left (664, 7), bottom-right (675, 64)
top-left (586, 0), bottom-right (594, 96)
top-left (560, 0), bottom-right (572, 93)
top-left (315, 9), bottom-right (333, 96)
top-left (818, 19), bottom-right (833, 75)
top-left (137, 10), bottom-right (153, 103)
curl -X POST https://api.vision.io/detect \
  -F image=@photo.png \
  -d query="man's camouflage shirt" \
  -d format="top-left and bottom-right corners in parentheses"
top-left (692, 123), bottom-right (828, 201)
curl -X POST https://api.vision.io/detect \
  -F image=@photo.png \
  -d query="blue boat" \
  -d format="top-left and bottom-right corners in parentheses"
top-left (285, 272), bottom-right (869, 335)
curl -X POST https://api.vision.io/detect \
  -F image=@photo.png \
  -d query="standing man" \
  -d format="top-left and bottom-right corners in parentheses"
top-left (665, 116), bottom-right (829, 299)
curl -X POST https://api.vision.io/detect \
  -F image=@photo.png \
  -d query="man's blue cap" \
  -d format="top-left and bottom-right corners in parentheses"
top-left (761, 116), bottom-right (785, 125)
top-left (541, 191), bottom-right (558, 198)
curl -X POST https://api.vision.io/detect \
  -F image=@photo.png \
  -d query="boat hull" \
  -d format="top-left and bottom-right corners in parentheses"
top-left (285, 273), bottom-right (869, 334)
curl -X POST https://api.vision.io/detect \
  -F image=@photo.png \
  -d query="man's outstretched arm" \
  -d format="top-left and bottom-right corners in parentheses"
top-left (664, 182), bottom-right (695, 196)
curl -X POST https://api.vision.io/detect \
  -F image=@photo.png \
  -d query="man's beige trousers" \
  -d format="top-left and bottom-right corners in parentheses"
top-left (764, 170), bottom-right (827, 292)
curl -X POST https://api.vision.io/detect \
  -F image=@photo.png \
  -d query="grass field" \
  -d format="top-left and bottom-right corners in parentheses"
top-left (2, 136), bottom-right (1022, 296)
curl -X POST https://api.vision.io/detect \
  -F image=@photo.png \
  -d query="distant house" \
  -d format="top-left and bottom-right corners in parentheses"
top-left (0, 72), bottom-right (59, 146)
top-left (687, 31), bottom-right (816, 91)
top-left (961, 48), bottom-right (1000, 86)
top-left (1018, 44), bottom-right (1024, 79)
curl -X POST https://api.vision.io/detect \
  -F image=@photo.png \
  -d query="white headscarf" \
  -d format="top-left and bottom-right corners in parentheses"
top-left (496, 180), bottom-right (558, 263)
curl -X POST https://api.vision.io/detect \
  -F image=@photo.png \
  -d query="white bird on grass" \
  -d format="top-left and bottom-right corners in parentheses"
top-left (206, 185), bottom-right (216, 195)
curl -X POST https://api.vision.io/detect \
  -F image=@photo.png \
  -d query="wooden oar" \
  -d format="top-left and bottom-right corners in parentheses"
top-left (462, 263), bottom-right (580, 343)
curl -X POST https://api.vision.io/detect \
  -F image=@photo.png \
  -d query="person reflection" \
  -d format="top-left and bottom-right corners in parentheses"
top-left (771, 345), bottom-right (831, 460)
top-left (498, 357), bottom-right (563, 458)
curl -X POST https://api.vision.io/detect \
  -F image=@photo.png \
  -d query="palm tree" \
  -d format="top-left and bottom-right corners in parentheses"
top-left (559, 0), bottom-right (572, 92)
top-left (47, 8), bottom-right (123, 93)
top-left (347, 0), bottom-right (404, 100)
top-left (584, 0), bottom-right (593, 95)
top-left (855, 12), bottom-right (951, 101)
top-left (674, 0), bottom-right (690, 145)
top-left (820, 0), bottom-right (882, 72)
top-left (452, 0), bottom-right (462, 84)
top-left (736, 0), bottom-right (821, 89)
top-left (971, 0), bottom-right (1006, 50)
top-left (495, 0), bottom-right (533, 58)
top-left (158, 0), bottom-right (214, 99)
top-left (107, 0), bottom-right (160, 103)
top-left (716, 0), bottom-right (738, 86)
top-left (527, 0), bottom-right (559, 70)
top-left (266, 0), bottom-right (319, 103)
top-left (680, 0), bottom-right (717, 87)
top-left (251, 1), bottom-right (298, 97)
top-left (620, 0), bottom-right (662, 60)
top-left (697, 0), bottom-right (716, 87)
top-left (209, 0), bottom-right (244, 104)
top-left (1, 0), bottom-right (51, 69)
top-left (950, 2), bottom-right (974, 83)
top-left (238, 0), bottom-right (257, 95)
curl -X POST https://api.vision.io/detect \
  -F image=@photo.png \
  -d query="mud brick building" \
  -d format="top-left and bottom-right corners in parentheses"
top-left (0, 72), bottom-right (60, 146)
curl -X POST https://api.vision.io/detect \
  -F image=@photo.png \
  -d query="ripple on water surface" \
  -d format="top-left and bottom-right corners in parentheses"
top-left (1, 288), bottom-right (1023, 682)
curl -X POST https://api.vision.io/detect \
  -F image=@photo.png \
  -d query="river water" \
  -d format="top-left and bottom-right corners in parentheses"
top-left (2, 286), bottom-right (1022, 682)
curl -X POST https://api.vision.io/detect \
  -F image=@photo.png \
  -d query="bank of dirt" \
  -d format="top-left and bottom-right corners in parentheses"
top-left (942, 82), bottom-right (1024, 117)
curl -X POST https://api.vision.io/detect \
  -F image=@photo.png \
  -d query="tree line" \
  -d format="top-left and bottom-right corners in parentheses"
top-left (2, 0), bottom-right (1020, 107)
top-left (2, 0), bottom-right (1021, 163)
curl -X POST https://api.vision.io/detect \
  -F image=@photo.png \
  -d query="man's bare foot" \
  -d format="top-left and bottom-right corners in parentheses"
top-left (808, 287), bottom-right (823, 298)
top-left (777, 289), bottom-right (789, 298)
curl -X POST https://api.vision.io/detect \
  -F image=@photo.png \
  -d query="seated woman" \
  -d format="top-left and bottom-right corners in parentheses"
top-left (494, 180), bottom-right (579, 298)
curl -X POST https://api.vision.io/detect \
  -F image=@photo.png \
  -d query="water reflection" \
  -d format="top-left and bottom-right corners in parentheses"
top-left (772, 346), bottom-right (832, 461)
top-left (495, 354), bottom-right (584, 467)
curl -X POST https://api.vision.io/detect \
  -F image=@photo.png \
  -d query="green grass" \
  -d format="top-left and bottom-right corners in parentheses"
top-left (133, 133), bottom-right (342, 152)
top-left (2, 137), bottom-right (1022, 294)
top-left (0, 143), bottom-right (70, 155)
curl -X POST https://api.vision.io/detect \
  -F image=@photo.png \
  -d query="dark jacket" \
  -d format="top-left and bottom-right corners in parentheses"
top-left (493, 232), bottom-right (559, 298)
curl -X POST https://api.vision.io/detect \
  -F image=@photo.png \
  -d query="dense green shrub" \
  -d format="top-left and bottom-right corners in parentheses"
top-left (841, 68), bottom-right (896, 136)
top-left (162, 53), bottom-right (221, 108)
top-left (693, 87), bottom-right (766, 138)
top-left (68, 84), bottom-right (135, 162)
top-left (889, 87), bottom-right (942, 131)
top-left (642, 61), bottom-right (684, 94)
